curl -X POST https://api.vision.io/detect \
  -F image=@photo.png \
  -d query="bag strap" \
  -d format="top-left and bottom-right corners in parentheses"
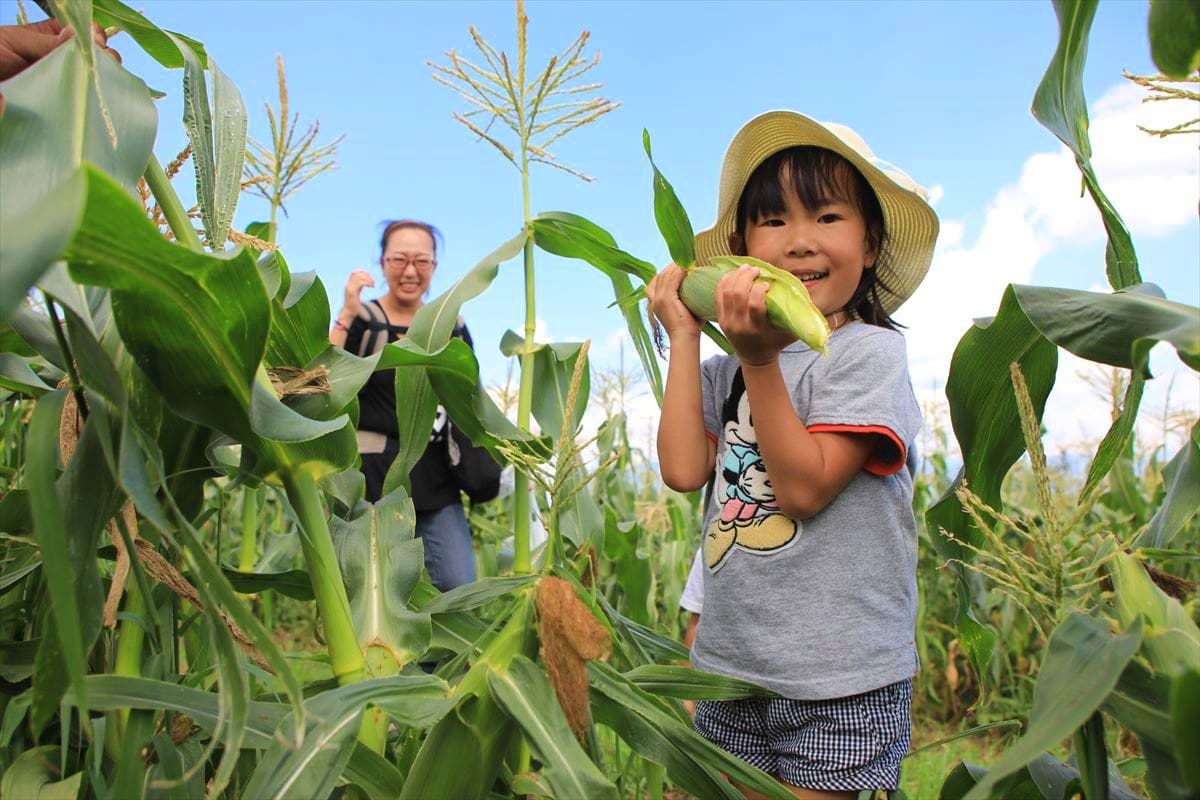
top-left (358, 299), bottom-right (387, 357)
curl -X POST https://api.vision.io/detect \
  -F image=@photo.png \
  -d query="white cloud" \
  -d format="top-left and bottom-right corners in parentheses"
top-left (898, 80), bottom-right (1198, 454)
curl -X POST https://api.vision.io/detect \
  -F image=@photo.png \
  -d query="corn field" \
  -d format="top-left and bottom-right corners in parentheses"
top-left (0, 0), bottom-right (1197, 799)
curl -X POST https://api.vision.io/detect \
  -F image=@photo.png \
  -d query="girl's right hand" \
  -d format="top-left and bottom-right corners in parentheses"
top-left (646, 264), bottom-right (702, 340)
top-left (341, 269), bottom-right (376, 319)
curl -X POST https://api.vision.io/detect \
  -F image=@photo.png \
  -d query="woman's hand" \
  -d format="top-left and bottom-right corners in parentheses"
top-left (715, 264), bottom-right (796, 366)
top-left (340, 269), bottom-right (375, 321)
top-left (646, 263), bottom-right (702, 341)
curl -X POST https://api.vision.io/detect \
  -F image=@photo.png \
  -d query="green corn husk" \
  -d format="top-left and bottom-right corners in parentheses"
top-left (399, 588), bottom-right (537, 800)
top-left (679, 256), bottom-right (831, 355)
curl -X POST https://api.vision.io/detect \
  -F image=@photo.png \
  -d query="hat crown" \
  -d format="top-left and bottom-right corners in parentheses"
top-left (820, 120), bottom-right (930, 203)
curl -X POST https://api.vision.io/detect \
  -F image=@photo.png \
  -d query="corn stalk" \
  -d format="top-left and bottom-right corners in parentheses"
top-left (429, 0), bottom-right (617, 574)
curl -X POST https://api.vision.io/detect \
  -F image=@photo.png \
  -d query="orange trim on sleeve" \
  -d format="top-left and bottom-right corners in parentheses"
top-left (807, 424), bottom-right (906, 476)
top-left (705, 430), bottom-right (719, 445)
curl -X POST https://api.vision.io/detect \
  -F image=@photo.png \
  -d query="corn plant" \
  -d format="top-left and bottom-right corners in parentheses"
top-left (0, 1), bottom-right (822, 797)
top-left (241, 54), bottom-right (344, 243)
top-left (921, 1), bottom-right (1200, 797)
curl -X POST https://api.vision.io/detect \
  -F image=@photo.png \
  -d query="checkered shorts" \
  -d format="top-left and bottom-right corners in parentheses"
top-left (693, 679), bottom-right (912, 791)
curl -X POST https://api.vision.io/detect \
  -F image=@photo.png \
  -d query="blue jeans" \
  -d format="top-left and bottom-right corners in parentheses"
top-left (415, 503), bottom-right (476, 591)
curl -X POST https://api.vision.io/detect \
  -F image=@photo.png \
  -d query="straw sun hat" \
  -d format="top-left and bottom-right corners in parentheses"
top-left (694, 110), bottom-right (940, 314)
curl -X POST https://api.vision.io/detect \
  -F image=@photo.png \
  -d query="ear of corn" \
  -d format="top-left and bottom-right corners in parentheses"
top-left (679, 256), bottom-right (830, 355)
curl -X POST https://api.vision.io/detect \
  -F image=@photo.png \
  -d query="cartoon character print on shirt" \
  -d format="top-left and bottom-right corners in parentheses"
top-left (705, 369), bottom-right (799, 570)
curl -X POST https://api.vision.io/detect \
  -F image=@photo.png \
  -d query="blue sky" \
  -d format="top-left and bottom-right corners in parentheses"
top-left (5, 0), bottom-right (1197, 454)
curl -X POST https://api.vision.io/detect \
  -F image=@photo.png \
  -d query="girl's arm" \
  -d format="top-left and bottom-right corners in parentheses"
top-left (647, 266), bottom-right (716, 491)
top-left (716, 265), bottom-right (875, 519)
top-left (741, 361), bottom-right (875, 519)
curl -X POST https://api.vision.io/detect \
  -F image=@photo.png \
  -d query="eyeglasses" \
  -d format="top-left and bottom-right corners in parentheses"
top-left (383, 255), bottom-right (436, 272)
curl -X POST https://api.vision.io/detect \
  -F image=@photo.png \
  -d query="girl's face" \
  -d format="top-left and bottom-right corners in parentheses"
top-left (381, 227), bottom-right (437, 306)
top-left (741, 177), bottom-right (876, 324)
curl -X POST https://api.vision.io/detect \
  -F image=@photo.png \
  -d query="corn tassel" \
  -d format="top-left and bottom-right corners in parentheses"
top-left (679, 256), bottom-right (830, 355)
top-left (399, 587), bottom-right (538, 800)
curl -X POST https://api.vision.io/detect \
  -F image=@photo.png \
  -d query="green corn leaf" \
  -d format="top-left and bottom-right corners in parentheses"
top-left (603, 509), bottom-right (653, 626)
top-left (112, 708), bottom-right (156, 800)
top-left (63, 165), bottom-right (355, 478)
top-left (418, 576), bottom-right (537, 615)
top-left (1107, 550), bottom-right (1200, 678)
top-left (1136, 421), bottom-right (1200, 550)
top-left (0, 353), bottom-right (54, 396)
top-left (27, 392), bottom-right (86, 724)
top-left (265, 269), bottom-right (332, 368)
top-left (1073, 712), bottom-right (1109, 800)
top-left (1148, 0), bottom-right (1200, 78)
top-left (1169, 669), bottom-right (1200, 792)
top-left (1081, 375), bottom-right (1145, 505)
top-left (221, 568), bottom-right (314, 600)
top-left (377, 337), bottom-right (550, 459)
top-left (589, 661), bottom-right (792, 800)
top-left (199, 610), bottom-right (251, 799)
top-left (1011, 283), bottom-right (1200, 376)
top-left (642, 129), bottom-right (696, 269)
top-left (0, 33), bottom-right (156, 323)
top-left (407, 230), bottom-right (528, 352)
top-left (66, 675), bottom-right (405, 799)
top-left (530, 212), bottom-right (657, 283)
top-left (596, 592), bottom-right (691, 666)
top-left (530, 212), bottom-right (664, 403)
top-left (244, 676), bottom-right (454, 800)
top-left (1032, 0), bottom-right (1139, 290)
top-left (623, 665), bottom-right (779, 701)
top-left (938, 754), bottom-right (1140, 800)
top-left (207, 59), bottom-right (247, 249)
top-left (167, 31), bottom-right (247, 250)
top-left (147, 735), bottom-right (198, 800)
top-left (93, 0), bottom-right (208, 69)
top-left (488, 656), bottom-right (619, 800)
top-left (964, 613), bottom-right (1143, 800)
top-left (382, 366), bottom-right (438, 497)
top-left (331, 487), bottom-right (432, 672)
top-left (927, 286), bottom-right (1058, 563)
top-left (400, 591), bottom-right (536, 800)
top-left (0, 747), bottom-right (84, 800)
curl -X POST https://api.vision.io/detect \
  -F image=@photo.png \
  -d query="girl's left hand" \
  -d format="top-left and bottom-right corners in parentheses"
top-left (715, 264), bottom-right (796, 366)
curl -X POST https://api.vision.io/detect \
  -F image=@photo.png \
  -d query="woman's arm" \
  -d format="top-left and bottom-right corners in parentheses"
top-left (330, 269), bottom-right (374, 347)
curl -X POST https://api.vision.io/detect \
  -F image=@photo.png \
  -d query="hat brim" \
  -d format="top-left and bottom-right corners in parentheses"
top-left (694, 111), bottom-right (939, 315)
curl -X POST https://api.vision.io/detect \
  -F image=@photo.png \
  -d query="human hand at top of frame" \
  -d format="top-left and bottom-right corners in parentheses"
top-left (0, 19), bottom-right (121, 82)
top-left (715, 264), bottom-right (797, 367)
top-left (1, 20), bottom-right (122, 116)
top-left (646, 263), bottom-right (703, 342)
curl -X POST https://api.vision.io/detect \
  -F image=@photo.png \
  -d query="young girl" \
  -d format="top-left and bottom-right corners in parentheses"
top-left (647, 111), bottom-right (938, 799)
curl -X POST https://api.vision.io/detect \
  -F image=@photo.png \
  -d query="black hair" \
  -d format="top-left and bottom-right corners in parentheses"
top-left (378, 219), bottom-right (443, 259)
top-left (732, 146), bottom-right (901, 330)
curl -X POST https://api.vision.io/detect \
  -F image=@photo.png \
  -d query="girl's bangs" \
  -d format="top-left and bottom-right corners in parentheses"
top-left (739, 147), bottom-right (872, 223)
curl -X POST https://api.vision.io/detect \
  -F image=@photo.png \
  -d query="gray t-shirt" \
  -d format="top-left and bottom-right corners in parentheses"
top-left (690, 322), bottom-right (921, 700)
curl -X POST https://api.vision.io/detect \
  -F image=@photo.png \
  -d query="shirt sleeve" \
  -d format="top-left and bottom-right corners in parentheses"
top-left (679, 548), bottom-right (705, 613)
top-left (804, 330), bottom-right (920, 476)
